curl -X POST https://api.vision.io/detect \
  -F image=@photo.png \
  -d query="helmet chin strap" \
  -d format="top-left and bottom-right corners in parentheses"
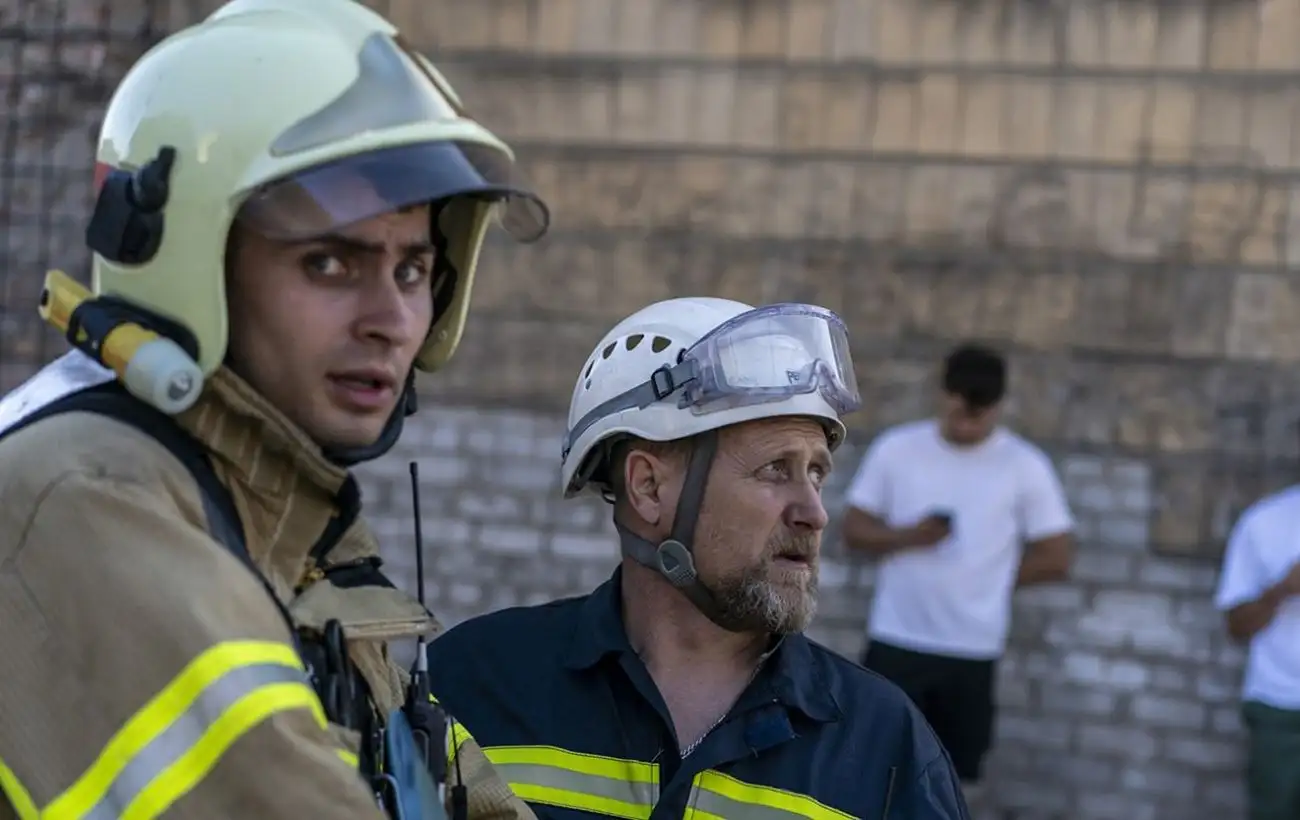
top-left (616, 429), bottom-right (740, 629)
top-left (321, 370), bottom-right (418, 467)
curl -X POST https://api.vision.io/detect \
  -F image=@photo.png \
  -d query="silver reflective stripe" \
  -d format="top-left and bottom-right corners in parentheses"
top-left (687, 772), bottom-right (855, 820)
top-left (491, 761), bottom-right (656, 811)
top-left (81, 663), bottom-right (309, 820)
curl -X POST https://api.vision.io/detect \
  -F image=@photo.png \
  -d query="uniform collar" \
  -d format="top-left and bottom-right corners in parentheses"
top-left (564, 566), bottom-right (842, 724)
top-left (175, 366), bottom-right (356, 590)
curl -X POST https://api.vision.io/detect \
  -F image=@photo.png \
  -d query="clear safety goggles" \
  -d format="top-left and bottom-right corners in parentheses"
top-left (236, 31), bottom-right (549, 243)
top-left (563, 303), bottom-right (861, 458)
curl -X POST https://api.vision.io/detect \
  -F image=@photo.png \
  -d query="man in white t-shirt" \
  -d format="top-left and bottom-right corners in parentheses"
top-left (1214, 488), bottom-right (1300, 820)
top-left (841, 344), bottom-right (1075, 800)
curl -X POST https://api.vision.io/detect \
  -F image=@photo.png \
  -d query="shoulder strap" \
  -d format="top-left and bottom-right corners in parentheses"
top-left (2, 383), bottom-right (248, 559)
top-left (0, 383), bottom-right (301, 642)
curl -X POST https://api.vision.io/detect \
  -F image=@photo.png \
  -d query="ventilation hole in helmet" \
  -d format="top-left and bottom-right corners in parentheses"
top-left (651, 336), bottom-right (672, 353)
top-left (585, 378), bottom-right (592, 390)
top-left (625, 334), bottom-right (644, 351)
top-left (584, 360), bottom-right (594, 378)
top-left (602, 342), bottom-right (616, 359)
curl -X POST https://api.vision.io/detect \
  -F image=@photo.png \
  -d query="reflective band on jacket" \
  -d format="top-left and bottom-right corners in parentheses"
top-left (685, 770), bottom-right (854, 820)
top-left (476, 745), bottom-right (855, 820)
top-left (482, 747), bottom-right (657, 819)
top-left (0, 640), bottom-right (329, 820)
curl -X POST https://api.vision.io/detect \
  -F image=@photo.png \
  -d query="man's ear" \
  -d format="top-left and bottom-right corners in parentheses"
top-left (624, 448), bottom-right (676, 527)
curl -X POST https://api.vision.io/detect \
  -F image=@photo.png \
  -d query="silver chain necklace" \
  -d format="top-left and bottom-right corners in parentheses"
top-left (679, 661), bottom-right (765, 758)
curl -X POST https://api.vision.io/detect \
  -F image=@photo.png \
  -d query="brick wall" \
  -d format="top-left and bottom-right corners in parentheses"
top-left (8, 0), bottom-right (1300, 818)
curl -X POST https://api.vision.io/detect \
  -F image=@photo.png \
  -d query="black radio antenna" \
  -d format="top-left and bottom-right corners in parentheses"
top-left (406, 461), bottom-right (432, 754)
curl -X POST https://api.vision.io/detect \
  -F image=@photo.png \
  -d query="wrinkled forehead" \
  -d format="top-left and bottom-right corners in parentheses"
top-left (723, 415), bottom-right (834, 454)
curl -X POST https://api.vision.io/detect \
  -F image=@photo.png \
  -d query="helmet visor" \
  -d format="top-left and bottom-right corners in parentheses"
top-left (236, 140), bottom-right (549, 243)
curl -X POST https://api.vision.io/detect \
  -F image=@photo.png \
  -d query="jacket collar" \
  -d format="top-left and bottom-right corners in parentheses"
top-left (563, 566), bottom-right (841, 724)
top-left (176, 367), bottom-right (353, 592)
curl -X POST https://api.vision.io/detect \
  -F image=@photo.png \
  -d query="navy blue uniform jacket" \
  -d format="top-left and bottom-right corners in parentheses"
top-left (427, 570), bottom-right (970, 820)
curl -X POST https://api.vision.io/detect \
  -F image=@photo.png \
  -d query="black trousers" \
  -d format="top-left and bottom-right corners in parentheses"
top-left (862, 639), bottom-right (997, 783)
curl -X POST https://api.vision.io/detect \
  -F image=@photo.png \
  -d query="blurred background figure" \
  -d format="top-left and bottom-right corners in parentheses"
top-left (1215, 487), bottom-right (1300, 820)
top-left (841, 344), bottom-right (1075, 809)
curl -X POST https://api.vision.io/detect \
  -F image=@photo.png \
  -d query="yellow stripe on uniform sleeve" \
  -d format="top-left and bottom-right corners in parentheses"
top-left (33, 640), bottom-right (327, 820)
top-left (429, 693), bottom-right (474, 767)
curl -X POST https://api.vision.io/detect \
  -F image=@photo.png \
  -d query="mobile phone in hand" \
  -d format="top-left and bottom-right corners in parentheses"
top-left (929, 510), bottom-right (954, 528)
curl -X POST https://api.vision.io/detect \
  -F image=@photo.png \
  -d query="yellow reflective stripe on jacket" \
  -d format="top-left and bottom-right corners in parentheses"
top-left (1, 640), bottom-right (327, 820)
top-left (336, 749), bottom-right (360, 769)
top-left (481, 746), bottom-right (657, 819)
top-left (430, 692), bottom-right (476, 772)
top-left (685, 770), bottom-right (854, 820)
top-left (0, 757), bottom-right (39, 820)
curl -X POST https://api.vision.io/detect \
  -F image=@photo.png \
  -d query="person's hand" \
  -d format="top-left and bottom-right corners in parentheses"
top-left (1279, 559), bottom-right (1300, 597)
top-left (902, 513), bottom-right (952, 548)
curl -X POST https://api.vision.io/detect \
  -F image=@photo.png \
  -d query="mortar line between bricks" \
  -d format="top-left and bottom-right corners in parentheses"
top-left (424, 49), bottom-right (1300, 88)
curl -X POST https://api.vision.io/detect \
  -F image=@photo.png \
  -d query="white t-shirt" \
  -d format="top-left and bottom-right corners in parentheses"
top-left (846, 419), bottom-right (1074, 660)
top-left (1214, 486), bottom-right (1300, 709)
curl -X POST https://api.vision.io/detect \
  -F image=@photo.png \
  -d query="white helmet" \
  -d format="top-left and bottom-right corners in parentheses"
top-left (560, 297), bottom-right (860, 499)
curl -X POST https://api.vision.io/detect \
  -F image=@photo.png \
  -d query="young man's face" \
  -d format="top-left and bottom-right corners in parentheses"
top-left (224, 205), bottom-right (437, 450)
top-left (939, 392), bottom-right (1000, 445)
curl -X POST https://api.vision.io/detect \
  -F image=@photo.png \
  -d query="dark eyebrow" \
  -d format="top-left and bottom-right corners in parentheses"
top-left (297, 233), bottom-right (436, 257)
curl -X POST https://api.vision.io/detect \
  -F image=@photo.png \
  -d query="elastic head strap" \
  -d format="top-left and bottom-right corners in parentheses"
top-left (616, 429), bottom-right (732, 626)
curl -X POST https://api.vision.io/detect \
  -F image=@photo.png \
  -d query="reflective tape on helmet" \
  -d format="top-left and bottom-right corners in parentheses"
top-left (0, 640), bottom-right (331, 820)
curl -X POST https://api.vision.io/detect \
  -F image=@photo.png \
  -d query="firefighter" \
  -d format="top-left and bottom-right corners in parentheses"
top-left (426, 298), bottom-right (971, 819)
top-left (0, 0), bottom-right (548, 818)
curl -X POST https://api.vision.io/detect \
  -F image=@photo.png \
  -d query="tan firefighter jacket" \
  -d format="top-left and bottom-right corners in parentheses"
top-left (0, 359), bottom-right (535, 820)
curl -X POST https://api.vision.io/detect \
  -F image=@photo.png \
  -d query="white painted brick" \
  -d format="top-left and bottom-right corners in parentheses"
top-left (1077, 792), bottom-right (1158, 820)
top-left (1162, 735), bottom-right (1243, 770)
top-left (1129, 693), bottom-right (1207, 731)
top-left (996, 713), bottom-right (1073, 750)
top-left (997, 677), bottom-right (1033, 709)
top-left (478, 525), bottom-right (545, 554)
top-left (995, 777), bottom-right (1074, 813)
top-left (1195, 668), bottom-right (1242, 704)
top-left (1210, 705), bottom-right (1243, 735)
top-left (817, 558), bottom-right (852, 589)
top-left (1071, 549), bottom-right (1135, 584)
top-left (577, 562), bottom-right (620, 589)
top-left (413, 454), bottom-right (473, 486)
top-left (495, 464), bottom-right (558, 493)
top-left (448, 581), bottom-right (482, 607)
top-left (464, 428), bottom-right (502, 454)
top-left (550, 532), bottom-right (618, 559)
top-left (1062, 455), bottom-right (1105, 484)
top-left (1038, 683), bottom-right (1119, 718)
top-left (425, 419), bottom-right (462, 452)
top-left (1201, 777), bottom-right (1248, 813)
top-left (457, 492), bottom-right (527, 522)
top-left (1137, 557), bottom-right (1219, 593)
top-left (1147, 663), bottom-right (1192, 693)
top-left (427, 518), bottom-right (474, 548)
top-left (553, 499), bottom-right (608, 531)
top-left (1077, 725), bottom-right (1159, 761)
top-left (1095, 515), bottom-right (1150, 550)
top-left (1016, 585), bottom-right (1085, 610)
top-left (1055, 756), bottom-right (1120, 790)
